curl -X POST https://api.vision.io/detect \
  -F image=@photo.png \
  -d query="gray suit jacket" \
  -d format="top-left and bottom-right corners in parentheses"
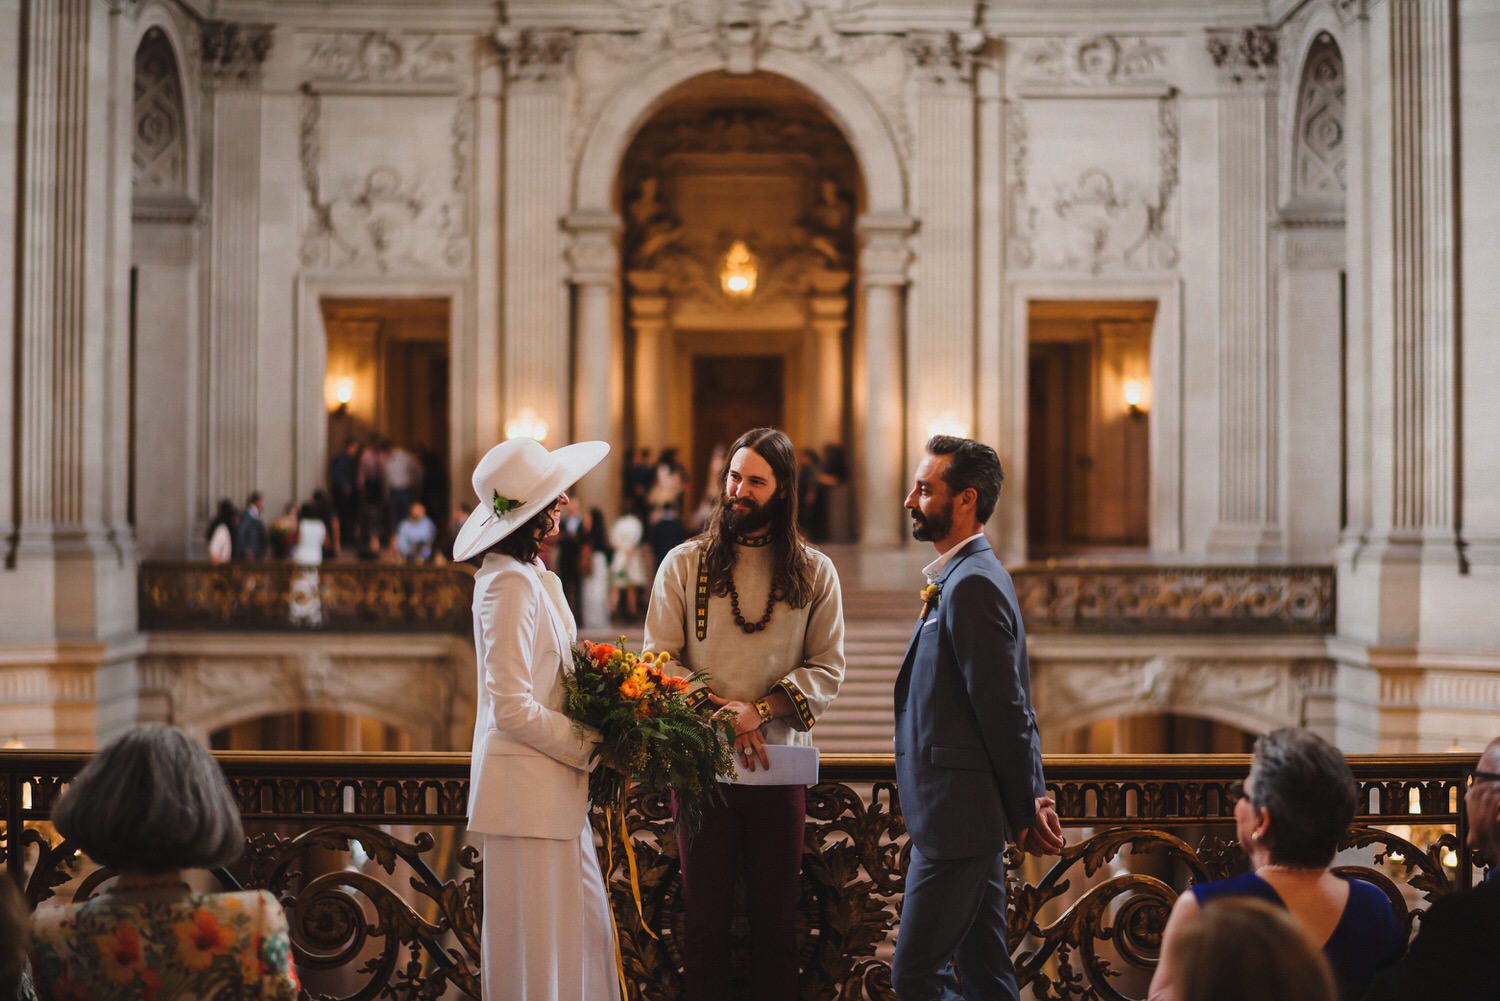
top-left (893, 537), bottom-right (1046, 859)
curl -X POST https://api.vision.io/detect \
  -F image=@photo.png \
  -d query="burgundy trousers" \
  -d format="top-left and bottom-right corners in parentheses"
top-left (675, 783), bottom-right (806, 1000)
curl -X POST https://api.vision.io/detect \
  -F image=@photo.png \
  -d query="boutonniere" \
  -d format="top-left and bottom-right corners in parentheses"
top-left (919, 583), bottom-right (941, 621)
top-left (492, 490), bottom-right (524, 517)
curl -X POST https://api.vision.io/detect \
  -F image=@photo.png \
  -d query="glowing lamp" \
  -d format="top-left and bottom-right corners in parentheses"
top-left (1123, 380), bottom-right (1146, 416)
top-left (720, 241), bottom-right (757, 299)
top-left (505, 408), bottom-right (550, 443)
top-left (926, 412), bottom-right (970, 439)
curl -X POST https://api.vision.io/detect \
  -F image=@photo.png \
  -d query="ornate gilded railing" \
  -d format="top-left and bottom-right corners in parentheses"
top-left (139, 561), bottom-right (474, 632)
top-left (140, 561), bottom-right (1336, 636)
top-left (1010, 565), bottom-right (1335, 634)
top-left (2, 752), bottom-right (1479, 1000)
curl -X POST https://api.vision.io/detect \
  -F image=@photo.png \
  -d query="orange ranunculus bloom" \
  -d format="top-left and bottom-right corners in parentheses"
top-left (95, 923), bottom-right (144, 984)
top-left (620, 678), bottom-right (642, 699)
top-left (664, 675), bottom-right (690, 692)
top-left (592, 644), bottom-right (616, 662)
top-left (175, 908), bottom-right (236, 969)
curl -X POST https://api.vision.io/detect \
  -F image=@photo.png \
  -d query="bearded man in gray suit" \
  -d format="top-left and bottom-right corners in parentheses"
top-left (892, 435), bottom-right (1064, 1001)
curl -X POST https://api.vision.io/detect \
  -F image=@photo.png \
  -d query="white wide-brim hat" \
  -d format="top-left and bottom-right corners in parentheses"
top-left (452, 437), bottom-right (609, 562)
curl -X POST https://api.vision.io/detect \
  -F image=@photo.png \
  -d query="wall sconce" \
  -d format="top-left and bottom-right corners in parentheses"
top-left (1123, 380), bottom-right (1148, 418)
top-left (926, 411), bottom-right (970, 439)
top-left (504, 408), bottom-right (550, 443)
top-left (720, 241), bottom-right (757, 299)
top-left (333, 378), bottom-right (354, 415)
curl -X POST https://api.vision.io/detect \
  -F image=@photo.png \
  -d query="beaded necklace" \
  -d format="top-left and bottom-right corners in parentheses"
top-left (728, 533), bottom-right (776, 634)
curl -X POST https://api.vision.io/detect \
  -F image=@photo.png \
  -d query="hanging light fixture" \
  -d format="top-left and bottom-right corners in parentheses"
top-left (721, 241), bottom-right (757, 299)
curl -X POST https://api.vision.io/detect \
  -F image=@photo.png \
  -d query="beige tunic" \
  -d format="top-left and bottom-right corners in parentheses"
top-left (644, 537), bottom-right (845, 744)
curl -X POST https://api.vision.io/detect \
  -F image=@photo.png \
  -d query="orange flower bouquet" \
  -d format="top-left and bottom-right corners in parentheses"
top-left (563, 639), bottom-right (736, 841)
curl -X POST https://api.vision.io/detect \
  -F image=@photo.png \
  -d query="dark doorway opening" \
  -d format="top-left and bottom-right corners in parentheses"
top-left (692, 355), bottom-right (786, 505)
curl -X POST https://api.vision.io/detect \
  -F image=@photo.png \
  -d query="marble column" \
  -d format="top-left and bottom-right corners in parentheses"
top-left (1206, 28), bottom-right (1284, 560)
top-left (200, 21), bottom-right (272, 528)
top-left (857, 214), bottom-right (915, 547)
top-left (807, 271), bottom-right (850, 451)
top-left (626, 272), bottom-right (670, 450)
top-left (566, 211), bottom-right (623, 517)
top-left (497, 29), bottom-right (573, 443)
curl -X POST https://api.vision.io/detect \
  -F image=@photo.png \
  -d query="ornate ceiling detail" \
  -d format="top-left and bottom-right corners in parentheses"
top-left (202, 21), bottom-right (273, 84)
top-left (596, 0), bottom-right (892, 64)
top-left (902, 30), bottom-right (985, 87)
top-left (133, 28), bottom-right (186, 196)
top-left (1205, 26), bottom-right (1278, 86)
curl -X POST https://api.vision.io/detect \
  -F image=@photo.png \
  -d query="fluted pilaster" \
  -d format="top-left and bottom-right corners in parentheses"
top-left (201, 21), bottom-right (271, 519)
top-left (1207, 28), bottom-right (1282, 559)
top-left (907, 33), bottom-right (979, 460)
top-left (498, 30), bottom-right (573, 441)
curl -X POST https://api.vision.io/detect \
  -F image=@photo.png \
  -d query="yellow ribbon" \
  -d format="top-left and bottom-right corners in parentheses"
top-left (603, 778), bottom-right (658, 1001)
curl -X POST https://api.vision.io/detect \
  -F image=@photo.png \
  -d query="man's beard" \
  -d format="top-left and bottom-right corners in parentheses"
top-left (723, 494), bottom-right (777, 535)
top-left (909, 501), bottom-right (953, 542)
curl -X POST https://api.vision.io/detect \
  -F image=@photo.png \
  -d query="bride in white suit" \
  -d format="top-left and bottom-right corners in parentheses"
top-left (451, 436), bottom-right (618, 1001)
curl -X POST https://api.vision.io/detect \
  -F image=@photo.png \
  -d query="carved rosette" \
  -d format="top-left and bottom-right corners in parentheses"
top-left (495, 28), bottom-right (575, 84)
top-left (302, 31), bottom-right (463, 85)
top-left (202, 20), bottom-right (273, 85)
top-left (1017, 34), bottom-right (1171, 88)
top-left (1206, 26), bottom-right (1279, 87)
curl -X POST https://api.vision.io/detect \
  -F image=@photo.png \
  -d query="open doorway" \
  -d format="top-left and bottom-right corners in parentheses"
top-left (321, 297), bottom-right (450, 554)
top-left (690, 355), bottom-right (786, 507)
top-left (1026, 300), bottom-right (1155, 556)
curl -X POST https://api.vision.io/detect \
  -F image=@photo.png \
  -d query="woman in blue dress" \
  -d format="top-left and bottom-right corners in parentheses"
top-left (1149, 728), bottom-right (1406, 1001)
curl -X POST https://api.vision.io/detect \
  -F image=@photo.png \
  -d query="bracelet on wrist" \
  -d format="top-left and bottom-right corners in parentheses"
top-left (752, 698), bottom-right (773, 725)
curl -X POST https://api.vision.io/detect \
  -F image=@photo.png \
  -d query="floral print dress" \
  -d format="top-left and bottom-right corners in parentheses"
top-left (29, 888), bottom-right (299, 1001)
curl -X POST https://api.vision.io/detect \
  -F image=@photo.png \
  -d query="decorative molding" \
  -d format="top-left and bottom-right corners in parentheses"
top-left (1205, 26), bottom-right (1278, 86)
top-left (903, 29), bottom-right (985, 87)
top-left (593, 0), bottom-right (896, 65)
top-left (133, 27), bottom-right (187, 196)
top-left (494, 27), bottom-right (574, 83)
top-left (302, 31), bottom-right (465, 89)
top-left (297, 92), bottom-right (472, 273)
top-left (201, 20), bottom-right (273, 84)
top-left (1015, 34), bottom-right (1171, 90)
top-left (1012, 565), bottom-right (1335, 634)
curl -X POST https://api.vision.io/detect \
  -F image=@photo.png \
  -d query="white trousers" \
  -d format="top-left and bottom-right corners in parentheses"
top-left (481, 822), bottom-right (620, 1001)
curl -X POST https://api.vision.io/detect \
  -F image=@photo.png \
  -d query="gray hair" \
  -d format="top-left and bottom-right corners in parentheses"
top-left (52, 725), bottom-right (244, 873)
top-left (1246, 728), bottom-right (1357, 868)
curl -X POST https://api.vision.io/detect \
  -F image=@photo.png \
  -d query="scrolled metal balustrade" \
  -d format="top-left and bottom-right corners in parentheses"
top-left (0, 751), bottom-right (1480, 1000)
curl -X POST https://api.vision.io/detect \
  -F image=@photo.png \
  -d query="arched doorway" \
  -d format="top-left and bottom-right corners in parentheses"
top-left (616, 72), bottom-right (861, 541)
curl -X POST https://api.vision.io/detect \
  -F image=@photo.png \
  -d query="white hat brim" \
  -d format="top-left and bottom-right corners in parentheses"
top-left (452, 440), bottom-right (610, 562)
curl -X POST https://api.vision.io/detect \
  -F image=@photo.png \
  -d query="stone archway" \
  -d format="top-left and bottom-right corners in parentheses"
top-left (568, 48), bottom-right (912, 541)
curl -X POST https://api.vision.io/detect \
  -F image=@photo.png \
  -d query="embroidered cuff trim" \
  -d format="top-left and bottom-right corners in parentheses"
top-left (776, 678), bottom-right (816, 730)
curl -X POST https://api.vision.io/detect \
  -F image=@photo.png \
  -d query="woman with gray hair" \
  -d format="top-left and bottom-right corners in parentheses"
top-left (1149, 728), bottom-right (1405, 1001)
top-left (28, 725), bottom-right (299, 1000)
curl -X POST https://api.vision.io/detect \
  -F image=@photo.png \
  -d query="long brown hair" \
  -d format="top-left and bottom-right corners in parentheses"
top-left (698, 428), bottom-right (818, 608)
top-left (1170, 898), bottom-right (1336, 1001)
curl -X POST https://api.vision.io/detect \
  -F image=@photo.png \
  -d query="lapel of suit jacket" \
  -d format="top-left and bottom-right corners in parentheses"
top-left (894, 536), bottom-right (992, 707)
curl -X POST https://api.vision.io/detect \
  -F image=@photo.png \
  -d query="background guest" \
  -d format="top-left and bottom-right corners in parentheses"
top-left (289, 502), bottom-right (325, 627)
top-left (1148, 728), bottom-right (1404, 1000)
top-left (269, 501), bottom-right (299, 560)
top-left (577, 505), bottom-right (612, 630)
top-left (206, 498), bottom-right (237, 565)
top-left (0, 875), bottom-right (31, 1001)
top-left (395, 501), bottom-right (437, 563)
top-left (235, 491), bottom-right (267, 560)
top-left (311, 488), bottom-right (340, 559)
top-left (1166, 897), bottom-right (1337, 1001)
top-left (29, 725), bottom-right (299, 1000)
top-left (329, 437), bottom-right (360, 551)
top-left (1366, 735), bottom-right (1500, 1000)
top-left (383, 440), bottom-right (423, 531)
top-left (608, 511), bottom-right (649, 621)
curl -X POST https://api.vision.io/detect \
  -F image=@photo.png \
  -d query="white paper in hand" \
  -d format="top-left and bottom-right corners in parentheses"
top-left (721, 744), bottom-right (820, 786)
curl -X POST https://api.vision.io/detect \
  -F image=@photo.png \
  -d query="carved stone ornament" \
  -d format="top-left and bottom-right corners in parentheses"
top-left (1006, 97), bottom-right (1181, 274)
top-left (1018, 34), bottom-right (1171, 88)
top-left (202, 20), bottom-right (273, 84)
top-left (1293, 33), bottom-right (1347, 202)
top-left (1206, 26), bottom-right (1278, 86)
top-left (494, 28), bottom-right (575, 83)
top-left (903, 30), bottom-right (986, 87)
top-left (133, 28), bottom-right (187, 196)
top-left (596, 0), bottom-right (893, 65)
top-left (303, 32), bottom-right (464, 85)
top-left (297, 94), bottom-right (472, 274)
